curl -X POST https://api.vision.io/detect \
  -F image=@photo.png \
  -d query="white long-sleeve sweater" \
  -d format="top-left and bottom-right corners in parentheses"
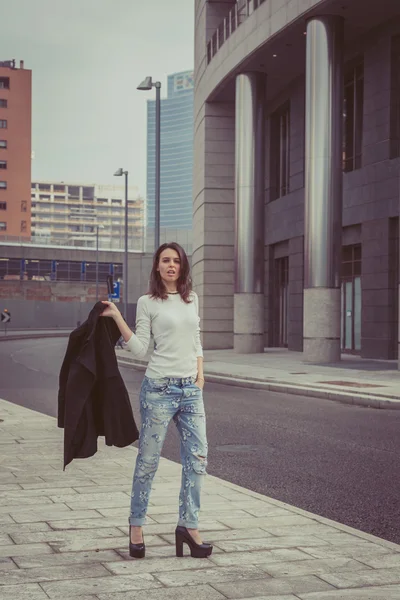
top-left (126, 291), bottom-right (203, 379)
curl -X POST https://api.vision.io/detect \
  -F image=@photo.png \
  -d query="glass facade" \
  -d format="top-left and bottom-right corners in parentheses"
top-left (146, 70), bottom-right (194, 232)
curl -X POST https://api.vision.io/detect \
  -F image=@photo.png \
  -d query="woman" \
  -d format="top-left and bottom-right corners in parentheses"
top-left (101, 242), bottom-right (212, 560)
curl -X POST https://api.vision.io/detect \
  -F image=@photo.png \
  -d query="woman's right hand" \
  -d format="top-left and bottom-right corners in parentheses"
top-left (100, 300), bottom-right (122, 320)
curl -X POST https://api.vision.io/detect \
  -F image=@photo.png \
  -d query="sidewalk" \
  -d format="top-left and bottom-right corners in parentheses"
top-left (1, 398), bottom-right (400, 599)
top-left (117, 347), bottom-right (400, 410)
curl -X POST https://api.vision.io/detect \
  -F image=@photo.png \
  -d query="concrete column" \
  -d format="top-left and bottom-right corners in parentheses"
top-left (234, 72), bottom-right (266, 353)
top-left (303, 15), bottom-right (344, 363)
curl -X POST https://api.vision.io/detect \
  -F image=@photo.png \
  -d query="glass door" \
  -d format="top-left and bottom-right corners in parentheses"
top-left (341, 245), bottom-right (362, 353)
top-left (274, 256), bottom-right (289, 347)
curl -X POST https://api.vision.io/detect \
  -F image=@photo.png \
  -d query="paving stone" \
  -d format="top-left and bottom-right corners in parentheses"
top-left (48, 517), bottom-right (131, 530)
top-left (0, 514), bottom-right (13, 524)
top-left (0, 562), bottom-right (110, 585)
top-left (96, 584), bottom-right (227, 600)
top-left (10, 508), bottom-right (101, 523)
top-left (0, 484), bottom-right (21, 491)
top-left (212, 575), bottom-right (335, 598)
top-left (0, 556), bottom-right (17, 570)
top-left (0, 543), bottom-right (54, 558)
top-left (10, 526), bottom-right (124, 545)
top-left (72, 485), bottom-right (131, 494)
top-left (299, 542), bottom-right (392, 560)
top-left (0, 534), bottom-right (12, 545)
top-left (106, 556), bottom-right (214, 576)
top-left (0, 496), bottom-right (54, 511)
top-left (298, 586), bottom-right (400, 599)
top-left (314, 532), bottom-right (374, 545)
top-left (14, 549), bottom-right (123, 569)
top-left (20, 481), bottom-right (95, 490)
top-left (318, 567), bottom-right (400, 588)
top-left (0, 487), bottom-right (78, 499)
top-left (163, 527), bottom-right (269, 545)
top-left (356, 552), bottom-right (400, 568)
top-left (49, 491), bottom-right (129, 504)
top-left (217, 515), bottom-right (317, 529)
top-left (0, 583), bottom-right (49, 600)
top-left (240, 506), bottom-right (292, 517)
top-left (41, 573), bottom-right (162, 598)
top-left (262, 556), bottom-right (371, 577)
top-left (58, 533), bottom-right (165, 552)
top-left (0, 522), bottom-right (52, 535)
top-left (216, 535), bottom-right (330, 552)
top-left (118, 544), bottom-right (224, 560)
top-left (118, 520), bottom-right (229, 538)
top-left (210, 548), bottom-right (311, 567)
top-left (154, 564), bottom-right (267, 587)
top-left (264, 524), bottom-right (344, 537)
top-left (151, 510), bottom-right (250, 524)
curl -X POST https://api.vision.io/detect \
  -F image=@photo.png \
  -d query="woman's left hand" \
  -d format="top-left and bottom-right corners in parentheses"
top-left (196, 378), bottom-right (205, 390)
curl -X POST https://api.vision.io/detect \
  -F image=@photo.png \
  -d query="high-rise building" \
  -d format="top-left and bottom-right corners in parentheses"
top-left (146, 70), bottom-right (194, 236)
top-left (31, 181), bottom-right (145, 250)
top-left (0, 59), bottom-right (32, 238)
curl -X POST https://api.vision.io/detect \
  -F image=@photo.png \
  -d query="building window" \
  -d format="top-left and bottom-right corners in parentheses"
top-left (343, 60), bottom-right (364, 172)
top-left (0, 78), bottom-right (10, 90)
top-left (0, 140), bottom-right (6, 149)
top-left (390, 36), bottom-right (400, 158)
top-left (0, 222), bottom-right (6, 230)
top-left (21, 220), bottom-right (27, 232)
top-left (0, 161), bottom-right (6, 169)
top-left (0, 120), bottom-right (7, 129)
top-left (0, 99), bottom-right (7, 108)
top-left (0, 181), bottom-right (6, 189)
top-left (270, 103), bottom-right (290, 201)
top-left (0, 202), bottom-right (6, 210)
top-left (21, 200), bottom-right (27, 212)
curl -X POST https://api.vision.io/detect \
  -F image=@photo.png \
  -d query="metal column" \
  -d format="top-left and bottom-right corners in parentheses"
top-left (303, 15), bottom-right (344, 363)
top-left (234, 72), bottom-right (266, 353)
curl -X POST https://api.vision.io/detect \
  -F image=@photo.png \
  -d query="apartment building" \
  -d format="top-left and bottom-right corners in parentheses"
top-left (0, 59), bottom-right (32, 237)
top-left (31, 181), bottom-right (145, 250)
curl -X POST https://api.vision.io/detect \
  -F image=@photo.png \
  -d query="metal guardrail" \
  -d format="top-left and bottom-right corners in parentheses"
top-left (207, 0), bottom-right (266, 64)
top-left (0, 228), bottom-right (193, 255)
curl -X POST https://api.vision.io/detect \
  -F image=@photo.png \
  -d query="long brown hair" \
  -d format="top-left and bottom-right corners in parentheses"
top-left (148, 242), bottom-right (192, 303)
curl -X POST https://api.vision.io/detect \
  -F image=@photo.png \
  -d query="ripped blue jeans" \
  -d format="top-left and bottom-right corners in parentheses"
top-left (129, 376), bottom-right (208, 529)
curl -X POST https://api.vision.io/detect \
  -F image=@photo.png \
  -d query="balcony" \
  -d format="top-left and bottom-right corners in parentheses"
top-left (207, 0), bottom-right (266, 64)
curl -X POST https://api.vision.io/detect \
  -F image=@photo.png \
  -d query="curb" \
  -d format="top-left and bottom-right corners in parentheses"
top-left (0, 332), bottom-right (71, 342)
top-left (117, 356), bottom-right (400, 411)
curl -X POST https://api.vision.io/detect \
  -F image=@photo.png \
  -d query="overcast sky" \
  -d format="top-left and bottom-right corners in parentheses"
top-left (1, 0), bottom-right (194, 196)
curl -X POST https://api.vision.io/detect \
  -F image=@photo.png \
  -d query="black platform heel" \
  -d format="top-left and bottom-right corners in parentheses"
top-left (175, 526), bottom-right (213, 558)
top-left (129, 525), bottom-right (145, 559)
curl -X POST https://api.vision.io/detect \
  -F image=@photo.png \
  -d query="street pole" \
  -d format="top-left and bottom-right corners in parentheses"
top-left (124, 171), bottom-right (129, 321)
top-left (155, 82), bottom-right (161, 251)
top-left (95, 225), bottom-right (99, 301)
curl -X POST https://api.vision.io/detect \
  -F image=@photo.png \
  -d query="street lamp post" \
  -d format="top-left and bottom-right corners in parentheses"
top-left (114, 168), bottom-right (129, 320)
top-left (137, 76), bottom-right (161, 251)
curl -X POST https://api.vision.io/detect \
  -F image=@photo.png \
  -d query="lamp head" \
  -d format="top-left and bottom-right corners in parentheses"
top-left (137, 76), bottom-right (153, 91)
top-left (114, 168), bottom-right (123, 177)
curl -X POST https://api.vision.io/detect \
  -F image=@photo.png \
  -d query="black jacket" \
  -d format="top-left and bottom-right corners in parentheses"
top-left (58, 302), bottom-right (139, 469)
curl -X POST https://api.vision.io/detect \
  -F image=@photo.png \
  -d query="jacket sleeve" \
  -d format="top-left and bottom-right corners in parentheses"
top-left (125, 296), bottom-right (151, 359)
top-left (58, 335), bottom-right (74, 428)
top-left (192, 292), bottom-right (203, 358)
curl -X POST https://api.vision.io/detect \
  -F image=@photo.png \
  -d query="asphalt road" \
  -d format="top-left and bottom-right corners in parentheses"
top-left (1, 338), bottom-right (400, 544)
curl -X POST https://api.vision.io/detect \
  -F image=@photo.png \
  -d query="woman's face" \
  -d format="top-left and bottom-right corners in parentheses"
top-left (157, 248), bottom-right (181, 285)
